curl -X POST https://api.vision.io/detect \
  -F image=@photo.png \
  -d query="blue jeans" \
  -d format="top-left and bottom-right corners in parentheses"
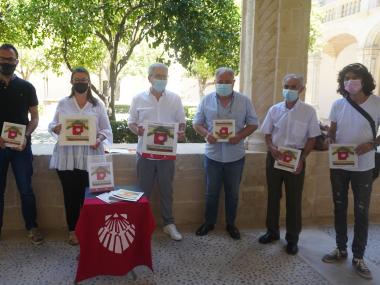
top-left (330, 169), bottom-right (373, 259)
top-left (204, 156), bottom-right (245, 226)
top-left (0, 145), bottom-right (37, 230)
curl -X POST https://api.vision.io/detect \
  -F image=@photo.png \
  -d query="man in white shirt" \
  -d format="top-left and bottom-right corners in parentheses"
top-left (322, 63), bottom-right (380, 280)
top-left (259, 74), bottom-right (320, 255)
top-left (128, 63), bottom-right (186, 241)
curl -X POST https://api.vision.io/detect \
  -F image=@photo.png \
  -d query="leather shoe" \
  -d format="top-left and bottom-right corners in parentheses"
top-left (258, 232), bottom-right (280, 244)
top-left (286, 243), bottom-right (299, 255)
top-left (226, 225), bottom-right (240, 240)
top-left (196, 223), bottom-right (214, 236)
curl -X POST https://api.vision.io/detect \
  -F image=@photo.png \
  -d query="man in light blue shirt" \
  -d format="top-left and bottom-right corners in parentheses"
top-left (193, 67), bottom-right (258, 239)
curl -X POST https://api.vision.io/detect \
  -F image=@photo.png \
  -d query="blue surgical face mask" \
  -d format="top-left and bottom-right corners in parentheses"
top-left (282, 89), bottom-right (299, 102)
top-left (216, 84), bottom-right (233, 97)
top-left (152, 79), bottom-right (167, 92)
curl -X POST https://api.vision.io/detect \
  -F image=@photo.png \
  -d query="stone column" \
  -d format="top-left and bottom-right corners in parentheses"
top-left (240, 0), bottom-right (312, 150)
top-left (358, 47), bottom-right (380, 95)
top-left (305, 52), bottom-right (322, 109)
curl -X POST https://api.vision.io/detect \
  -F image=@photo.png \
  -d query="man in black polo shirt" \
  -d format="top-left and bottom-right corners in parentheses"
top-left (0, 44), bottom-right (43, 244)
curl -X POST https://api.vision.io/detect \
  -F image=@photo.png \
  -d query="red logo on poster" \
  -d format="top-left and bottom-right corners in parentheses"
top-left (219, 127), bottom-right (228, 136)
top-left (96, 171), bottom-right (106, 180)
top-left (8, 130), bottom-right (17, 139)
top-left (338, 151), bottom-right (349, 160)
top-left (283, 154), bottom-right (292, 163)
top-left (72, 125), bottom-right (84, 135)
top-left (154, 132), bottom-right (168, 145)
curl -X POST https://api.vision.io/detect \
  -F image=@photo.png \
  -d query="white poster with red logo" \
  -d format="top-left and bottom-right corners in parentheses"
top-left (213, 119), bottom-right (235, 142)
top-left (329, 144), bottom-right (358, 169)
top-left (141, 122), bottom-right (178, 160)
top-left (88, 155), bottom-right (114, 193)
top-left (1, 122), bottom-right (26, 147)
top-left (274, 146), bottom-right (302, 172)
top-left (58, 114), bottom-right (96, 146)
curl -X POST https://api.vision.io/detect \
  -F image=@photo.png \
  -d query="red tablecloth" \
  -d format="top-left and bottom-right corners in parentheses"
top-left (75, 193), bottom-right (155, 283)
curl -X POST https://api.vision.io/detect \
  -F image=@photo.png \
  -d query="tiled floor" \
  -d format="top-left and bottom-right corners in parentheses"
top-left (0, 225), bottom-right (379, 285)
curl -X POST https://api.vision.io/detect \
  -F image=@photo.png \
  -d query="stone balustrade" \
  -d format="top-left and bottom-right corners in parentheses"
top-left (3, 144), bottom-right (380, 230)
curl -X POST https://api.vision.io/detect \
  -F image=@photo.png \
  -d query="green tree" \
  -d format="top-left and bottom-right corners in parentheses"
top-left (0, 2), bottom-right (48, 80)
top-left (14, 0), bottom-right (242, 120)
top-left (187, 0), bottom-right (241, 98)
top-left (309, 2), bottom-right (323, 54)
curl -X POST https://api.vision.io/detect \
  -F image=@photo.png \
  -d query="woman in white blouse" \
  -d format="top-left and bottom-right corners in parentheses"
top-left (48, 67), bottom-right (113, 245)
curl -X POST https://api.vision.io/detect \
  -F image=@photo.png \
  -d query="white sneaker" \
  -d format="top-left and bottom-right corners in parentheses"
top-left (163, 224), bottom-right (183, 241)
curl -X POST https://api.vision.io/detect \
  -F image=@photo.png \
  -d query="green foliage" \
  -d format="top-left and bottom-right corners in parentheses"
top-left (110, 120), bottom-right (138, 144)
top-left (115, 105), bottom-right (197, 118)
top-left (17, 48), bottom-right (49, 80)
top-left (184, 1), bottom-right (241, 97)
top-left (11, 0), bottom-right (243, 120)
top-left (184, 119), bottom-right (204, 143)
top-left (309, 3), bottom-right (323, 54)
top-left (0, 1), bottom-right (27, 44)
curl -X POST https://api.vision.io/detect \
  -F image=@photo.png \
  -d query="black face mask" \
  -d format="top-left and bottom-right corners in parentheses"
top-left (73, 83), bottom-right (89, 93)
top-left (0, 63), bottom-right (16, 76)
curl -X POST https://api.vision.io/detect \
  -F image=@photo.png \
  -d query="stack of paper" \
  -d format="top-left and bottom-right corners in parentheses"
top-left (96, 189), bottom-right (144, 203)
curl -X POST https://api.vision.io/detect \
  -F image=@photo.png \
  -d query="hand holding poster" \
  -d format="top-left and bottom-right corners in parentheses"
top-left (1, 122), bottom-right (26, 147)
top-left (274, 146), bottom-right (302, 172)
top-left (141, 122), bottom-right (178, 160)
top-left (59, 115), bottom-right (96, 146)
top-left (213, 119), bottom-right (235, 142)
top-left (329, 144), bottom-right (358, 168)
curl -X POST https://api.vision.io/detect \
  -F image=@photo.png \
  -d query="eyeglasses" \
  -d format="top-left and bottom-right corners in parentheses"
top-left (72, 79), bottom-right (89, 83)
top-left (284, 84), bottom-right (298, 90)
top-left (0, 57), bottom-right (17, 64)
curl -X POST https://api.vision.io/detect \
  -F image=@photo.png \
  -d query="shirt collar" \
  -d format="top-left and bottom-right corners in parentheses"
top-left (213, 91), bottom-right (235, 100)
top-left (280, 99), bottom-right (301, 111)
top-left (0, 74), bottom-right (17, 87)
top-left (148, 89), bottom-right (166, 98)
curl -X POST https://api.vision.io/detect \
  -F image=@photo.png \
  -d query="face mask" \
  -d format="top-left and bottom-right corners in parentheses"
top-left (152, 79), bottom-right (167, 92)
top-left (344, 79), bottom-right (362, 95)
top-left (282, 89), bottom-right (299, 102)
top-left (73, 83), bottom-right (89, 93)
top-left (0, 63), bottom-right (16, 76)
top-left (216, 84), bottom-right (233, 97)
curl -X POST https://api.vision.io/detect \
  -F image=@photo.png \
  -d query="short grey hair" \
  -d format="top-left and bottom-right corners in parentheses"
top-left (148, 63), bottom-right (168, 76)
top-left (215, 67), bottom-right (235, 78)
top-left (283, 73), bottom-right (304, 87)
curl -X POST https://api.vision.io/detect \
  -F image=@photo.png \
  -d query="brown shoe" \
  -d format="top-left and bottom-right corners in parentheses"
top-left (68, 231), bottom-right (79, 246)
top-left (28, 228), bottom-right (44, 245)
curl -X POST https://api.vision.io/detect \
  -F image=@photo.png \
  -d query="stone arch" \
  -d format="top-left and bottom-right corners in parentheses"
top-left (322, 33), bottom-right (358, 58)
top-left (364, 22), bottom-right (380, 48)
top-left (363, 22), bottom-right (380, 96)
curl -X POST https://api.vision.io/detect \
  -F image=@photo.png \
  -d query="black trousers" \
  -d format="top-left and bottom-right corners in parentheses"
top-left (56, 169), bottom-right (89, 231)
top-left (330, 169), bottom-right (372, 259)
top-left (265, 152), bottom-right (305, 244)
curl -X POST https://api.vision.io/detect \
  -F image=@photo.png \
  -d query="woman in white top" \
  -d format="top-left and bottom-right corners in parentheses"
top-left (322, 63), bottom-right (380, 279)
top-left (48, 67), bottom-right (113, 245)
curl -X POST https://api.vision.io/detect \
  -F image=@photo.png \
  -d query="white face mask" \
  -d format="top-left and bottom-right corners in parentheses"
top-left (282, 89), bottom-right (299, 102)
top-left (216, 84), bottom-right (233, 96)
top-left (151, 79), bottom-right (167, 92)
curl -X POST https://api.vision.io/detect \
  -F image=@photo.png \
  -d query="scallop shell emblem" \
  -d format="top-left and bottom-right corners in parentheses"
top-left (98, 213), bottom-right (136, 254)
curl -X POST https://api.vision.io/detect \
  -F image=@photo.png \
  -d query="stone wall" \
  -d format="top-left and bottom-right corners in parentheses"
top-left (3, 144), bottom-right (380, 231)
